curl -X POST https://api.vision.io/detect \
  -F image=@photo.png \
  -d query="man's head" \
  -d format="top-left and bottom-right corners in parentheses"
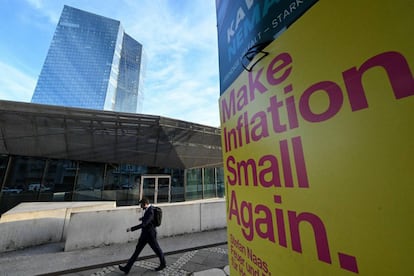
top-left (139, 197), bottom-right (150, 209)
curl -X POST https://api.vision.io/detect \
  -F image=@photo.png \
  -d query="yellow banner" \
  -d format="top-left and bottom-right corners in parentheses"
top-left (219, 1), bottom-right (414, 275)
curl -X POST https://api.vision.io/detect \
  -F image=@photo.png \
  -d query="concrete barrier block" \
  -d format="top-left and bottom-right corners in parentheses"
top-left (157, 202), bottom-right (202, 238)
top-left (200, 200), bottom-right (227, 231)
top-left (63, 200), bottom-right (226, 251)
top-left (64, 207), bottom-right (142, 251)
top-left (0, 208), bottom-right (66, 252)
top-left (0, 201), bottom-right (116, 252)
top-left (62, 202), bottom-right (116, 240)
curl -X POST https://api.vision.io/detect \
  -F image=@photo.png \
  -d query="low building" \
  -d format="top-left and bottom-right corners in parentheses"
top-left (0, 100), bottom-right (223, 214)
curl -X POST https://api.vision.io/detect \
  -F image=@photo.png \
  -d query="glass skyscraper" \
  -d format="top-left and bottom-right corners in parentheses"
top-left (31, 5), bottom-right (144, 113)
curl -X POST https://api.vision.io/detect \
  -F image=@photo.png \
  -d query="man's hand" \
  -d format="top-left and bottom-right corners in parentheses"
top-left (126, 228), bottom-right (131, 232)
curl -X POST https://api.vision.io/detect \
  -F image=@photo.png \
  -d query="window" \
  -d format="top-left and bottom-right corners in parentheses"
top-left (73, 162), bottom-right (104, 201)
top-left (203, 168), bottom-right (216, 198)
top-left (186, 168), bottom-right (202, 200)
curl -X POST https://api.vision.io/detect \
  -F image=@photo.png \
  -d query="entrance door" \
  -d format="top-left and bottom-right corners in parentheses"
top-left (140, 175), bottom-right (171, 204)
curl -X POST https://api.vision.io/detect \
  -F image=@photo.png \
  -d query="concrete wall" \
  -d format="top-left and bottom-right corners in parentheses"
top-left (0, 198), bottom-right (227, 253)
top-left (64, 198), bottom-right (227, 251)
top-left (0, 202), bottom-right (116, 252)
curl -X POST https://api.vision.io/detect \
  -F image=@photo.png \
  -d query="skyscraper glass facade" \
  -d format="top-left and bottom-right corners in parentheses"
top-left (115, 34), bottom-right (145, 112)
top-left (31, 5), bottom-right (144, 113)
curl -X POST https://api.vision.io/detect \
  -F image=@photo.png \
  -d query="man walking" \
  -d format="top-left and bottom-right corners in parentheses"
top-left (119, 197), bottom-right (166, 274)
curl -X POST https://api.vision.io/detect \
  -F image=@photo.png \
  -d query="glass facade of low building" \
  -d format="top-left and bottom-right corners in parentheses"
top-left (31, 5), bottom-right (144, 113)
top-left (0, 154), bottom-right (224, 215)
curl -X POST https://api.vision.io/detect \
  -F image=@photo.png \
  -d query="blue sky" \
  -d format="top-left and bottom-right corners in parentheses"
top-left (0, 0), bottom-right (221, 127)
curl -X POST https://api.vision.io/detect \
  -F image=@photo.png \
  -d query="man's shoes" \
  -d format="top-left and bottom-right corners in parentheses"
top-left (155, 263), bottom-right (166, 271)
top-left (119, 265), bottom-right (129, 274)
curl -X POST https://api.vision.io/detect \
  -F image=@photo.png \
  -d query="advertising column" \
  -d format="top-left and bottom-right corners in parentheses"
top-left (216, 0), bottom-right (414, 275)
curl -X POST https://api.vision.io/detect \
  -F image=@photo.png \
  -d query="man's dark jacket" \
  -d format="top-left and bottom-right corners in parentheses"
top-left (131, 205), bottom-right (157, 239)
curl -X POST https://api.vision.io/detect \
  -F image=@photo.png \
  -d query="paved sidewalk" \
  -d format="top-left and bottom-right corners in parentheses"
top-left (0, 229), bottom-right (228, 276)
top-left (65, 244), bottom-right (229, 276)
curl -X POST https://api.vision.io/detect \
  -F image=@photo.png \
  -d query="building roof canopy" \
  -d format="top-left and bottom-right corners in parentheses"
top-left (0, 101), bottom-right (223, 169)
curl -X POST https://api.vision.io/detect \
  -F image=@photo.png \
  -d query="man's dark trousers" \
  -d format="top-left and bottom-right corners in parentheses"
top-left (125, 229), bottom-right (165, 270)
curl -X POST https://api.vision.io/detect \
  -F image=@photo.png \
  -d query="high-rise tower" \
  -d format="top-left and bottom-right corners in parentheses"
top-left (31, 5), bottom-right (144, 113)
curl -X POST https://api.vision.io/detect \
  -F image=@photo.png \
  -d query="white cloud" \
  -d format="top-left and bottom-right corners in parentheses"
top-left (24, 0), bottom-right (62, 24)
top-left (123, 1), bottom-right (221, 126)
top-left (0, 62), bottom-right (36, 102)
